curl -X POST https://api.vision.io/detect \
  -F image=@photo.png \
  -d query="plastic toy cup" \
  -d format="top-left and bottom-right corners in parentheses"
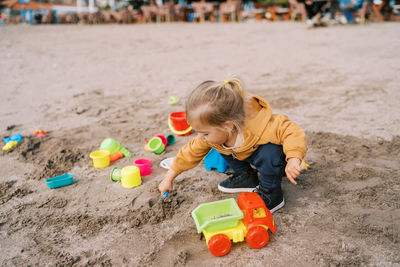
top-left (100, 138), bottom-right (131, 158)
top-left (166, 134), bottom-right (175, 146)
top-left (100, 138), bottom-right (120, 154)
top-left (110, 167), bottom-right (122, 181)
top-left (160, 157), bottom-right (174, 169)
top-left (121, 166), bottom-right (142, 188)
top-left (134, 158), bottom-right (152, 176)
top-left (168, 111), bottom-right (192, 136)
top-left (155, 134), bottom-right (168, 147)
top-left (90, 150), bottom-right (111, 168)
top-left (148, 137), bottom-right (165, 154)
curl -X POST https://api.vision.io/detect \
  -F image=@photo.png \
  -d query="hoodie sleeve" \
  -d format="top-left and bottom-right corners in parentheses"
top-left (171, 136), bottom-right (212, 174)
top-left (266, 114), bottom-right (307, 161)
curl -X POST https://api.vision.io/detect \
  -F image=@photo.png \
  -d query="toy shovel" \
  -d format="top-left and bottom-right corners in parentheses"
top-left (157, 191), bottom-right (169, 204)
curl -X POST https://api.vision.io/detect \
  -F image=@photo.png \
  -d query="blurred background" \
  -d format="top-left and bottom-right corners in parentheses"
top-left (0, 0), bottom-right (399, 25)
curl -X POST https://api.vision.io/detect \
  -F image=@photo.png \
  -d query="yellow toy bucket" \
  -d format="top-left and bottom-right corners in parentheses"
top-left (90, 150), bottom-right (111, 168)
top-left (121, 166), bottom-right (142, 188)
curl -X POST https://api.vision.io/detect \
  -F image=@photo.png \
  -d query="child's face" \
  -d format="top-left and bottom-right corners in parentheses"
top-left (191, 120), bottom-right (229, 145)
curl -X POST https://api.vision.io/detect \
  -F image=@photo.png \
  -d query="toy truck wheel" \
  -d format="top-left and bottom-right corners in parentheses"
top-left (246, 226), bottom-right (269, 249)
top-left (208, 234), bottom-right (231, 257)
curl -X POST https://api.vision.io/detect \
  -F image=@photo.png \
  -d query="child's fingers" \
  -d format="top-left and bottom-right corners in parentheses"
top-left (292, 168), bottom-right (301, 177)
top-left (287, 168), bottom-right (300, 184)
top-left (295, 164), bottom-right (302, 172)
top-left (287, 166), bottom-right (300, 177)
top-left (158, 182), bottom-right (170, 195)
top-left (160, 187), bottom-right (172, 195)
top-left (287, 175), bottom-right (297, 185)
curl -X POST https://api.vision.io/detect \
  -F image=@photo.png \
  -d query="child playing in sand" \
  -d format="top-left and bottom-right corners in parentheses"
top-left (159, 77), bottom-right (307, 213)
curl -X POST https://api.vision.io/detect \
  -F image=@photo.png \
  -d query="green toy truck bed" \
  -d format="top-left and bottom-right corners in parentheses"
top-left (191, 198), bottom-right (244, 233)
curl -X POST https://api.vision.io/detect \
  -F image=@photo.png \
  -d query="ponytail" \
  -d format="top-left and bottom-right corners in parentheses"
top-left (221, 77), bottom-right (245, 100)
top-left (186, 76), bottom-right (247, 133)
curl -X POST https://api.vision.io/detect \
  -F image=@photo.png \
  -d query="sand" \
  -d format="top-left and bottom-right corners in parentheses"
top-left (0, 22), bottom-right (399, 266)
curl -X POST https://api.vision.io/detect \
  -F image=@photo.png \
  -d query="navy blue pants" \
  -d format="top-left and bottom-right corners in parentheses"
top-left (221, 143), bottom-right (286, 189)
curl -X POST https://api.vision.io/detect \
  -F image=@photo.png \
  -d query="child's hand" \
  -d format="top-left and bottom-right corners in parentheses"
top-left (158, 169), bottom-right (178, 195)
top-left (159, 178), bottom-right (173, 195)
top-left (285, 158), bottom-right (302, 185)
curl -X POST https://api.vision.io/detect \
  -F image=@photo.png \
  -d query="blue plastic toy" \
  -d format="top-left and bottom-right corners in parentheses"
top-left (4, 133), bottom-right (23, 144)
top-left (45, 173), bottom-right (74, 189)
top-left (204, 148), bottom-right (229, 173)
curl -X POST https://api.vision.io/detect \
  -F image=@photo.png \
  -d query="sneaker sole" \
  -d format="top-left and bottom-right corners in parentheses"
top-left (270, 199), bottom-right (285, 214)
top-left (217, 184), bottom-right (256, 193)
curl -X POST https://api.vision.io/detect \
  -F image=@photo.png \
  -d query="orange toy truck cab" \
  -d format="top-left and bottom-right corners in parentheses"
top-left (237, 192), bottom-right (276, 248)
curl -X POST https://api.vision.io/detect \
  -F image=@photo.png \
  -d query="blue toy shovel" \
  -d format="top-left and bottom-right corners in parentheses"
top-left (157, 190), bottom-right (169, 204)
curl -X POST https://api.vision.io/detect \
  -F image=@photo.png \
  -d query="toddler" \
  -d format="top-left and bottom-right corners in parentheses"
top-left (159, 77), bottom-right (307, 213)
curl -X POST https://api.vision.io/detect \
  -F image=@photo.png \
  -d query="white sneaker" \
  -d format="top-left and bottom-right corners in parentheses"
top-left (306, 19), bottom-right (313, 28)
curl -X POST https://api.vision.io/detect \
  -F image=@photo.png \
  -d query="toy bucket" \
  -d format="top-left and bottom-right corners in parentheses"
top-left (110, 167), bottom-right (122, 181)
top-left (100, 138), bottom-right (120, 154)
top-left (134, 158), bottom-right (152, 176)
top-left (168, 111), bottom-right (192, 136)
top-left (155, 134), bottom-right (168, 147)
top-left (166, 134), bottom-right (175, 146)
top-left (121, 165), bottom-right (142, 188)
top-left (90, 150), bottom-right (111, 168)
top-left (148, 137), bottom-right (165, 154)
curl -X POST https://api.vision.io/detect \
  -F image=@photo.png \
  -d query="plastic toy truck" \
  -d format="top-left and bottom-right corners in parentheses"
top-left (191, 192), bottom-right (276, 257)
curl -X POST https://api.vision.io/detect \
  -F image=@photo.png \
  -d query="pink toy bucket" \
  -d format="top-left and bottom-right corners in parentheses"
top-left (134, 158), bottom-right (152, 176)
top-left (155, 134), bottom-right (168, 147)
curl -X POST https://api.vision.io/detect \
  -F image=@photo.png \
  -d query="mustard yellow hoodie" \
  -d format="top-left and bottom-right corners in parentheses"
top-left (171, 95), bottom-right (307, 174)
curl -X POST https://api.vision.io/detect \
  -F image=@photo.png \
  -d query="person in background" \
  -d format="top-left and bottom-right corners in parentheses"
top-left (328, 0), bottom-right (339, 20)
top-left (339, 0), bottom-right (367, 23)
top-left (0, 12), bottom-right (5, 25)
top-left (298, 0), bottom-right (329, 27)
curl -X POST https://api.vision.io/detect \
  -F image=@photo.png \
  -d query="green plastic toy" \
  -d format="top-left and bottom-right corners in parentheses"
top-left (100, 138), bottom-right (131, 157)
top-left (192, 198), bottom-right (244, 233)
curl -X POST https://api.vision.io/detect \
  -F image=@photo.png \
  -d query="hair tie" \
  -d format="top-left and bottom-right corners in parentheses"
top-left (223, 80), bottom-right (229, 86)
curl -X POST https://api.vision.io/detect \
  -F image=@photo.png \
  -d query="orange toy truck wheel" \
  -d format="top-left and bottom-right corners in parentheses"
top-left (246, 226), bottom-right (269, 249)
top-left (208, 234), bottom-right (231, 257)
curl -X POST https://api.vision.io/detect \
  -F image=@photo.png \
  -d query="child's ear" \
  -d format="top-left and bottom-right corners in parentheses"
top-left (223, 121), bottom-right (235, 132)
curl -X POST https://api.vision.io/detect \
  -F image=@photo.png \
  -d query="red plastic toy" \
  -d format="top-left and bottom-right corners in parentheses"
top-left (34, 129), bottom-right (48, 137)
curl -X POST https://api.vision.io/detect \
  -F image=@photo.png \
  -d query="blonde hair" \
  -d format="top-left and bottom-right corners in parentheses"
top-left (186, 76), bottom-right (246, 133)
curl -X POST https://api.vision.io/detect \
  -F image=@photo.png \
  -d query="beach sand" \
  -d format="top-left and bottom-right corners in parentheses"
top-left (0, 22), bottom-right (399, 266)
